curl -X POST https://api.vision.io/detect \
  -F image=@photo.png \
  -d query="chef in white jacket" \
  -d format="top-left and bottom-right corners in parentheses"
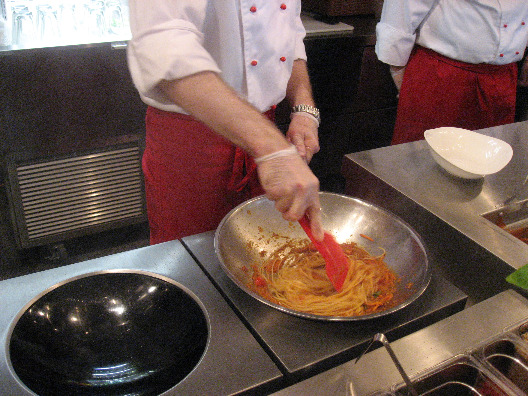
top-left (376, 0), bottom-right (528, 145)
top-left (127, 1), bottom-right (324, 243)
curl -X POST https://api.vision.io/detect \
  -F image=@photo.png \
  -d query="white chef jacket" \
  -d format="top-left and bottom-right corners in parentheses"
top-left (376, 0), bottom-right (528, 67)
top-left (127, 0), bottom-right (307, 114)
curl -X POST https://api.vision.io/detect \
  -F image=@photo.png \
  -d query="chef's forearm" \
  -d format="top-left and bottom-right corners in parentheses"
top-left (286, 59), bottom-right (316, 107)
top-left (159, 71), bottom-right (291, 158)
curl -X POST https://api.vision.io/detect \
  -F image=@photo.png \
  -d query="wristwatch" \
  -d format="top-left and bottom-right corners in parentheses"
top-left (291, 104), bottom-right (321, 124)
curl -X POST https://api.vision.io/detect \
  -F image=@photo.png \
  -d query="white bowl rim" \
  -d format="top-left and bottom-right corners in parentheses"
top-left (424, 127), bottom-right (513, 176)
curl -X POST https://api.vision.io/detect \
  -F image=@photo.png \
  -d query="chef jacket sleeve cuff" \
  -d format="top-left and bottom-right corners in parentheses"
top-left (375, 22), bottom-right (416, 67)
top-left (128, 20), bottom-right (222, 105)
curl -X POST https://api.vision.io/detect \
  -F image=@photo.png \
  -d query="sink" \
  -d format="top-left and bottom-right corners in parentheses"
top-left (477, 337), bottom-right (528, 394)
top-left (482, 199), bottom-right (528, 244)
top-left (8, 271), bottom-right (209, 395)
top-left (393, 356), bottom-right (510, 396)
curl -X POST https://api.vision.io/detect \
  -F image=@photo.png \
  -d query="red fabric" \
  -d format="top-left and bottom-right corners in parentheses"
top-left (392, 46), bottom-right (518, 145)
top-left (143, 107), bottom-right (272, 244)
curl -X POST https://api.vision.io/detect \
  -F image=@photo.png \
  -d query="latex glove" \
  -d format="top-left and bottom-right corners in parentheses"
top-left (390, 65), bottom-right (406, 91)
top-left (519, 57), bottom-right (528, 88)
top-left (287, 112), bottom-right (320, 163)
top-left (255, 147), bottom-right (324, 241)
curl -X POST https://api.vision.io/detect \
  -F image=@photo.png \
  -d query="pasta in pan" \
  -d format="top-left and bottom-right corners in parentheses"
top-left (248, 239), bottom-right (399, 317)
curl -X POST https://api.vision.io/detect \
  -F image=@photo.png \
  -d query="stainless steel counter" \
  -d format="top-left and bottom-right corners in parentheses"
top-left (0, 231), bottom-right (465, 396)
top-left (343, 121), bottom-right (528, 303)
top-left (272, 290), bottom-right (528, 396)
top-left (0, 240), bottom-right (281, 395)
top-left (182, 231), bottom-right (467, 384)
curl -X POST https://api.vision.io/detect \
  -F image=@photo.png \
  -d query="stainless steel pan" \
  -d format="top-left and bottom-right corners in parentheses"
top-left (214, 192), bottom-right (431, 321)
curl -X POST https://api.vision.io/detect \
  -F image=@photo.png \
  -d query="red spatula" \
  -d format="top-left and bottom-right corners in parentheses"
top-left (298, 214), bottom-right (349, 291)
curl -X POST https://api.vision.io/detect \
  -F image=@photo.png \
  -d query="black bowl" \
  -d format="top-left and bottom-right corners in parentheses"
top-left (9, 272), bottom-right (209, 395)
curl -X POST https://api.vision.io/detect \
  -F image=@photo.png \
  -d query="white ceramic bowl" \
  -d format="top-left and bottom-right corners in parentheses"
top-left (424, 127), bottom-right (513, 179)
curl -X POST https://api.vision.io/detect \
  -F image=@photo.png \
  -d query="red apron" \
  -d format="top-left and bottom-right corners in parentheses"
top-left (392, 46), bottom-right (518, 145)
top-left (143, 107), bottom-right (271, 244)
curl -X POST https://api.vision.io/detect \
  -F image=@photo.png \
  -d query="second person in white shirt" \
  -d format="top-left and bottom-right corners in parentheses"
top-left (376, 0), bottom-right (528, 145)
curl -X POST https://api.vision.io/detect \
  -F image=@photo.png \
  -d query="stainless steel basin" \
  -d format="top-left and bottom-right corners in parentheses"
top-left (392, 356), bottom-right (510, 396)
top-left (481, 199), bottom-right (528, 244)
top-left (8, 271), bottom-right (209, 395)
top-left (375, 320), bottom-right (528, 396)
top-left (478, 337), bottom-right (528, 394)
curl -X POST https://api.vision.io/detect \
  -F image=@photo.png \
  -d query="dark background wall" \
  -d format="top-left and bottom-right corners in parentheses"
top-left (0, 45), bottom-right (146, 160)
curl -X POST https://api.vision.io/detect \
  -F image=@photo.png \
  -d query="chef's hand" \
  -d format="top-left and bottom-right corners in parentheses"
top-left (390, 65), bottom-right (406, 92)
top-left (256, 148), bottom-right (324, 241)
top-left (519, 58), bottom-right (528, 88)
top-left (287, 113), bottom-right (320, 163)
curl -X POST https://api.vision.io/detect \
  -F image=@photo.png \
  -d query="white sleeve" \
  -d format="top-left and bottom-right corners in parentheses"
top-left (375, 0), bottom-right (439, 66)
top-left (127, 0), bottom-right (221, 105)
top-left (294, 4), bottom-right (307, 61)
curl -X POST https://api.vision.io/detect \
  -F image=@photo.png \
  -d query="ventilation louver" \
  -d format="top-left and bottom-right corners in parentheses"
top-left (6, 143), bottom-right (147, 248)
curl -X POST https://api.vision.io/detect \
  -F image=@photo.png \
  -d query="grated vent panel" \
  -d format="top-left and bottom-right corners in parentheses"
top-left (11, 146), bottom-right (145, 244)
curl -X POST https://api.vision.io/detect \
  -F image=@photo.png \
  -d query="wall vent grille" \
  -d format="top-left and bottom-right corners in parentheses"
top-left (6, 143), bottom-right (146, 248)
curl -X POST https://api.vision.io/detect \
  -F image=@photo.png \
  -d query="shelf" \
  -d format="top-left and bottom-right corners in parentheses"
top-left (0, 36), bottom-right (129, 54)
top-left (1, 0), bottom-right (130, 54)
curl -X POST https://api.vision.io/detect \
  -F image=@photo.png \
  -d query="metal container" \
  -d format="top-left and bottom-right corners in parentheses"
top-left (479, 335), bottom-right (528, 394)
top-left (271, 292), bottom-right (528, 396)
top-left (366, 319), bottom-right (528, 395)
top-left (391, 355), bottom-right (512, 396)
top-left (482, 199), bottom-right (528, 245)
top-left (214, 192), bottom-right (431, 321)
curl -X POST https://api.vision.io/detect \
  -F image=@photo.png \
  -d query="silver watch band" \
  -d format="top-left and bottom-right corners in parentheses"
top-left (291, 104), bottom-right (321, 124)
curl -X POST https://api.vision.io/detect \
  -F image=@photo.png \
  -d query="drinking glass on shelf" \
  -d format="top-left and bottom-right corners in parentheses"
top-left (105, 0), bottom-right (123, 35)
top-left (58, 0), bottom-right (78, 40)
top-left (85, 0), bottom-right (106, 38)
top-left (36, 4), bottom-right (58, 44)
top-left (11, 5), bottom-right (35, 47)
top-left (0, 0), bottom-right (9, 46)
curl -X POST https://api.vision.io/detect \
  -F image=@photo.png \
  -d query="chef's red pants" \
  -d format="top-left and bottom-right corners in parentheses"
top-left (143, 107), bottom-right (271, 244)
top-left (392, 46), bottom-right (518, 145)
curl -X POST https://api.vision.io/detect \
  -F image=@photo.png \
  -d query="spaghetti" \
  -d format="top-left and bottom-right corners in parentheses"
top-left (249, 239), bottom-right (399, 317)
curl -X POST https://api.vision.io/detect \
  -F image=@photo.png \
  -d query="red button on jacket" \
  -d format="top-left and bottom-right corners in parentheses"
top-left (280, 4), bottom-right (287, 10)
